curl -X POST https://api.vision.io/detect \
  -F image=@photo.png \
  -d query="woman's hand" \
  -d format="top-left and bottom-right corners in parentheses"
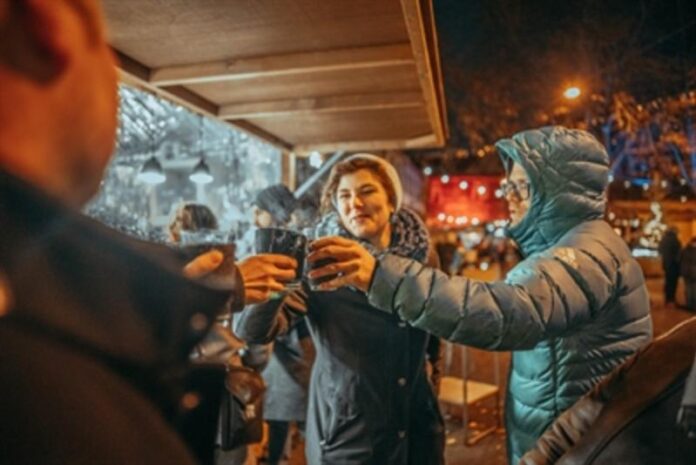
top-left (184, 251), bottom-right (297, 304)
top-left (307, 236), bottom-right (376, 292)
top-left (237, 254), bottom-right (298, 304)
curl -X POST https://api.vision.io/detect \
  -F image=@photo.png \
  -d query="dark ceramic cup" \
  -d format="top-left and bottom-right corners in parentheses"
top-left (254, 228), bottom-right (306, 289)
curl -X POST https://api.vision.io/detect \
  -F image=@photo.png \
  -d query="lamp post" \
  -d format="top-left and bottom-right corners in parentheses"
top-left (563, 86), bottom-right (582, 100)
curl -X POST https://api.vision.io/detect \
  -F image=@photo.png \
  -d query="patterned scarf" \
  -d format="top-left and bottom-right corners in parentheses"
top-left (312, 208), bottom-right (430, 264)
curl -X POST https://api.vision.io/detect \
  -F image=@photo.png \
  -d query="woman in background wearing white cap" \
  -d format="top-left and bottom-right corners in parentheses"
top-left (235, 154), bottom-right (444, 465)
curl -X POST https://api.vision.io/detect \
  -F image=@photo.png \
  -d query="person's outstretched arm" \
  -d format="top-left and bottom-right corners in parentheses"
top-left (306, 236), bottom-right (621, 351)
top-left (367, 251), bottom-right (607, 350)
top-left (235, 289), bottom-right (308, 344)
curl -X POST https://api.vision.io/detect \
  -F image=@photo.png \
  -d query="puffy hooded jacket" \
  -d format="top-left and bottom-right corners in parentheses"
top-left (366, 126), bottom-right (653, 464)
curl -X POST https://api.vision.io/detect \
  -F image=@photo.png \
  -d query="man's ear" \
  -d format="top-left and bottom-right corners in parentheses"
top-left (0, 0), bottom-right (70, 82)
top-left (0, 270), bottom-right (12, 318)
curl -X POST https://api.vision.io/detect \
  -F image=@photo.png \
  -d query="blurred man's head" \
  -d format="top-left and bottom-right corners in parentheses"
top-left (0, 0), bottom-right (118, 206)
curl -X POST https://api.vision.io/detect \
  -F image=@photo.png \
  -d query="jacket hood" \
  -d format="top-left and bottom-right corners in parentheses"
top-left (495, 126), bottom-right (609, 256)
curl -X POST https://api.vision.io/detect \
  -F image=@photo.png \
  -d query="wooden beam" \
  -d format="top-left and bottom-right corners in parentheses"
top-left (149, 43), bottom-right (414, 86)
top-left (114, 48), bottom-right (150, 82)
top-left (420, 0), bottom-right (449, 141)
top-left (399, 0), bottom-right (448, 146)
top-left (160, 85), bottom-right (219, 115)
top-left (229, 120), bottom-right (293, 151)
top-left (292, 134), bottom-right (437, 154)
top-left (115, 50), bottom-right (293, 151)
top-left (219, 91), bottom-right (423, 119)
top-left (281, 152), bottom-right (297, 191)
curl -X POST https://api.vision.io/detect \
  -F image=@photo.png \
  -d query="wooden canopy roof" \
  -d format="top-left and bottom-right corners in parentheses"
top-left (103, 0), bottom-right (448, 154)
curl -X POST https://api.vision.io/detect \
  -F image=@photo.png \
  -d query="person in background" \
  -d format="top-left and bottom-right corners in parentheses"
top-left (289, 196), bottom-right (320, 231)
top-left (169, 203), bottom-right (220, 242)
top-left (244, 185), bottom-right (316, 465)
top-left (253, 184), bottom-right (298, 229)
top-left (168, 203), bottom-right (271, 465)
top-left (237, 154), bottom-right (445, 465)
top-left (659, 227), bottom-right (682, 309)
top-left (237, 183), bottom-right (299, 258)
top-left (680, 236), bottom-right (696, 312)
top-left (0, 2), bottom-right (296, 464)
top-left (308, 127), bottom-right (653, 464)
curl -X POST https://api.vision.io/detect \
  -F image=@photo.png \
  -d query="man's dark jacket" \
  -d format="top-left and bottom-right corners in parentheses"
top-left (0, 171), bottom-right (242, 465)
top-left (520, 316), bottom-right (696, 465)
top-left (659, 230), bottom-right (682, 268)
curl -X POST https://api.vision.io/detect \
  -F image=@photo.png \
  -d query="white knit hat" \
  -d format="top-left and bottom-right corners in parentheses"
top-left (341, 153), bottom-right (403, 211)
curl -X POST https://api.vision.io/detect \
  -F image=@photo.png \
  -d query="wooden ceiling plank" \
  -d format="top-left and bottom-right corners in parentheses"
top-left (115, 50), bottom-right (293, 151)
top-left (219, 91), bottom-right (423, 119)
top-left (149, 43), bottom-right (414, 86)
top-left (399, 0), bottom-right (447, 146)
top-left (293, 134), bottom-right (437, 154)
top-left (229, 120), bottom-right (294, 151)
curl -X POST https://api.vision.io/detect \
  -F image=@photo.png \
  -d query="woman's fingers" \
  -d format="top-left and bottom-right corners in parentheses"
top-left (238, 254), bottom-right (298, 283)
top-left (256, 254), bottom-right (298, 269)
top-left (309, 236), bottom-right (354, 250)
top-left (244, 279), bottom-right (288, 290)
top-left (307, 245), bottom-right (358, 263)
top-left (308, 259), bottom-right (360, 279)
top-left (244, 279), bottom-right (287, 303)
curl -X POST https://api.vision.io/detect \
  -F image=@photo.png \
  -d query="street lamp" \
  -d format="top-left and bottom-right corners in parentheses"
top-left (563, 86), bottom-right (581, 100)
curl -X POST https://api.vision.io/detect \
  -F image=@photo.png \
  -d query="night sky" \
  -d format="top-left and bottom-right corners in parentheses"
top-left (432, 0), bottom-right (696, 155)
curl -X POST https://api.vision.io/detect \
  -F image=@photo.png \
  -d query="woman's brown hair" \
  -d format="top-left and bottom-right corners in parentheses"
top-left (169, 203), bottom-right (218, 241)
top-left (320, 157), bottom-right (398, 213)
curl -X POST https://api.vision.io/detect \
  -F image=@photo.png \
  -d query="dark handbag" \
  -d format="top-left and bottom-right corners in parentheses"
top-left (219, 361), bottom-right (266, 450)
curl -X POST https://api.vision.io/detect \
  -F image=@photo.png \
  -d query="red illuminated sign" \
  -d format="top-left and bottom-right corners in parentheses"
top-left (426, 175), bottom-right (508, 228)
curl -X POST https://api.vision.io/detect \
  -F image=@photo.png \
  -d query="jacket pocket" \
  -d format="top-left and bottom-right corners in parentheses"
top-left (316, 370), bottom-right (360, 447)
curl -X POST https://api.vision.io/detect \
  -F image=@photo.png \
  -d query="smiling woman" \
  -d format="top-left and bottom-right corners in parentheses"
top-left (236, 154), bottom-right (444, 465)
top-left (325, 154), bottom-right (401, 251)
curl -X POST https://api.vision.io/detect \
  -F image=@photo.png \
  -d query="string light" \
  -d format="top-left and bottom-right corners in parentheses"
top-left (309, 151), bottom-right (323, 168)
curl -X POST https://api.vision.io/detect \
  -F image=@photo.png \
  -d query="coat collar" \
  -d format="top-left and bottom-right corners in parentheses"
top-left (313, 208), bottom-right (430, 264)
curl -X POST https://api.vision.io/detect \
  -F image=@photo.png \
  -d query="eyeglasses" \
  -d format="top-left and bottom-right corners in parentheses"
top-left (500, 179), bottom-right (531, 201)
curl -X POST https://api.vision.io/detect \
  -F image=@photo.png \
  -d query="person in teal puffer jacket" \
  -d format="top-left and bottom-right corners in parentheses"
top-left (306, 126), bottom-right (653, 464)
